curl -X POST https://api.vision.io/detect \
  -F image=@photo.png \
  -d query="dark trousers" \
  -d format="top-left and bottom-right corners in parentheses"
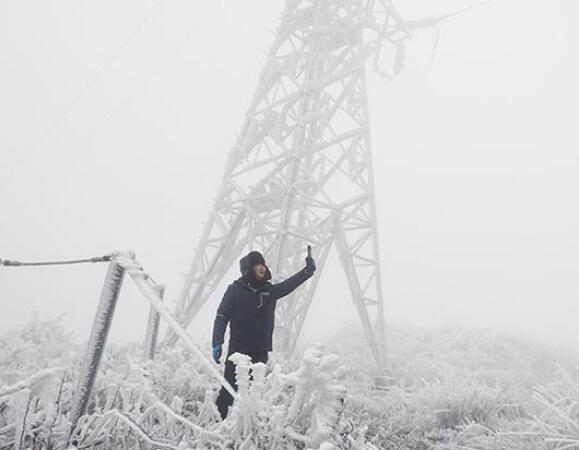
top-left (215, 351), bottom-right (268, 420)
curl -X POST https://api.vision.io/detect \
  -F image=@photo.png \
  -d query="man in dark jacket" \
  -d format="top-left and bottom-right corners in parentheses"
top-left (212, 249), bottom-right (316, 419)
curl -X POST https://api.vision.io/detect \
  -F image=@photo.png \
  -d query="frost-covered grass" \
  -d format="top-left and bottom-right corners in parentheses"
top-left (1, 317), bottom-right (578, 449)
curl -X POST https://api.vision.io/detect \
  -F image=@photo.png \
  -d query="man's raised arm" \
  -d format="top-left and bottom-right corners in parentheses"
top-left (271, 252), bottom-right (316, 300)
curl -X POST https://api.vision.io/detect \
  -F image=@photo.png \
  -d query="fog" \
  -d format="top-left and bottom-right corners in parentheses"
top-left (1, 0), bottom-right (578, 354)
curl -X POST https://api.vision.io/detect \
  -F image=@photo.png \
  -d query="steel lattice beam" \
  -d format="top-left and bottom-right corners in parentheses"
top-left (165, 0), bottom-right (413, 372)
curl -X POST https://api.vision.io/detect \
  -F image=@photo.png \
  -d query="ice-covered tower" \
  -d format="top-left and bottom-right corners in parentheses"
top-left (167, 0), bottom-right (412, 371)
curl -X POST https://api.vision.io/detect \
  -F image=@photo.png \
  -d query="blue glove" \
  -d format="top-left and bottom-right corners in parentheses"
top-left (212, 344), bottom-right (222, 363)
top-left (305, 256), bottom-right (316, 273)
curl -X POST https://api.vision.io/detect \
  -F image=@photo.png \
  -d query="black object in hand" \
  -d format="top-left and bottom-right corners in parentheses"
top-left (305, 245), bottom-right (316, 273)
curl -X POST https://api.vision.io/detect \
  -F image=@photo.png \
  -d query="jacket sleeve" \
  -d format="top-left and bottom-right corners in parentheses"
top-left (212, 286), bottom-right (234, 347)
top-left (270, 267), bottom-right (314, 300)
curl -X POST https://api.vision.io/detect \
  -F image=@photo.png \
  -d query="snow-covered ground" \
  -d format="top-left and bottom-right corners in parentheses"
top-left (1, 317), bottom-right (578, 449)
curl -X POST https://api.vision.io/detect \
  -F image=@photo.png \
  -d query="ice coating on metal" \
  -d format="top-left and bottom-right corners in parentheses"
top-left (112, 252), bottom-right (238, 400)
top-left (68, 262), bottom-right (125, 432)
top-left (143, 285), bottom-right (164, 360)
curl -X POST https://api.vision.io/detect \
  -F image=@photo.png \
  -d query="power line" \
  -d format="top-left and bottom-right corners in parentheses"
top-left (1, 255), bottom-right (111, 267)
top-left (0, 0), bottom-right (167, 191)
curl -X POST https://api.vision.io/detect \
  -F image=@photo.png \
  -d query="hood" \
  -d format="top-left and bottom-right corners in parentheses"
top-left (239, 250), bottom-right (272, 281)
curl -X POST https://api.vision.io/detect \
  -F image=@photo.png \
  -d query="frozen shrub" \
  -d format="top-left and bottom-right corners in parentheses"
top-left (2, 319), bottom-right (579, 449)
top-left (0, 315), bottom-right (80, 383)
top-left (416, 377), bottom-right (508, 430)
top-left (511, 364), bottom-right (579, 450)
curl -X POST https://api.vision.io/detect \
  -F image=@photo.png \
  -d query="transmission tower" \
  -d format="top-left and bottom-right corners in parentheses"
top-left (166, 0), bottom-right (414, 371)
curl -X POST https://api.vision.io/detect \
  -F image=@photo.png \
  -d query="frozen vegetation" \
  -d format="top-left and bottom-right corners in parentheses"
top-left (1, 317), bottom-right (579, 449)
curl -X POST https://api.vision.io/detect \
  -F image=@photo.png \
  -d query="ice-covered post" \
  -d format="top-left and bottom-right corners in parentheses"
top-left (143, 284), bottom-right (164, 360)
top-left (68, 261), bottom-right (125, 433)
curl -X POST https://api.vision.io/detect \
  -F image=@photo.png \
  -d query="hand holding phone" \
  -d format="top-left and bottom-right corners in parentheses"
top-left (305, 245), bottom-right (316, 273)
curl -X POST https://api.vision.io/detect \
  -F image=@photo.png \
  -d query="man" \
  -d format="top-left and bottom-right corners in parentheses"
top-left (212, 249), bottom-right (316, 419)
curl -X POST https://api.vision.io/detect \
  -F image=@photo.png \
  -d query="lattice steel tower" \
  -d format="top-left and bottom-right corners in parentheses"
top-left (166, 0), bottom-right (413, 371)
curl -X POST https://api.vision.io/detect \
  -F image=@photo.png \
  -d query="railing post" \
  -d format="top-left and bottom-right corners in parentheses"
top-left (143, 284), bottom-right (164, 360)
top-left (68, 261), bottom-right (125, 434)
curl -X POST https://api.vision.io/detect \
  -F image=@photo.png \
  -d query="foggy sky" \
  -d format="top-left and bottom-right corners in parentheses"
top-left (1, 0), bottom-right (578, 352)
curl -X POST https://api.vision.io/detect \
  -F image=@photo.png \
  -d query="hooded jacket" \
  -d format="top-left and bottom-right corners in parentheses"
top-left (212, 264), bottom-right (314, 355)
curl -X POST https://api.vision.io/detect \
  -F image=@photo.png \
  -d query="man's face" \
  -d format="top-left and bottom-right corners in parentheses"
top-left (253, 263), bottom-right (267, 280)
